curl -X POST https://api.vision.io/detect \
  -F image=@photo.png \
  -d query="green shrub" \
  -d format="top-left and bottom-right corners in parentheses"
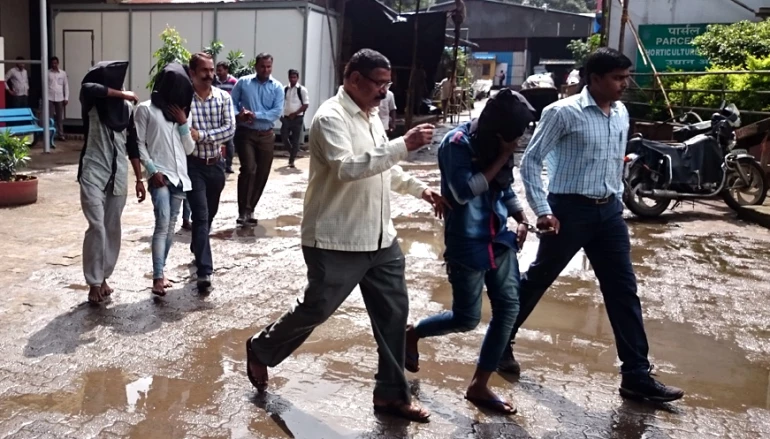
top-left (693, 20), bottom-right (770, 68)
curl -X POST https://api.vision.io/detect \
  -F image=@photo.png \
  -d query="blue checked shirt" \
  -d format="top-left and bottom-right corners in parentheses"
top-left (521, 86), bottom-right (630, 217)
top-left (231, 74), bottom-right (284, 131)
top-left (190, 86), bottom-right (236, 160)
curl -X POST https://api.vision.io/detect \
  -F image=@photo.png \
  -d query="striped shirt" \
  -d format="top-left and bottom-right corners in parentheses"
top-left (190, 86), bottom-right (236, 160)
top-left (214, 74), bottom-right (237, 94)
top-left (520, 86), bottom-right (629, 217)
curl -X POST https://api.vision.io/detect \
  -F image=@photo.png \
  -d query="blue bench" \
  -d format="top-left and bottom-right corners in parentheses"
top-left (0, 108), bottom-right (56, 147)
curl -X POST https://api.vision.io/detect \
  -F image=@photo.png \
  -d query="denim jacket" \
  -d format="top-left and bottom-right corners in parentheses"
top-left (438, 122), bottom-right (524, 271)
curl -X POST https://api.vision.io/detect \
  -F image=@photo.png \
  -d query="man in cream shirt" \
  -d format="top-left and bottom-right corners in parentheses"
top-left (246, 49), bottom-right (447, 422)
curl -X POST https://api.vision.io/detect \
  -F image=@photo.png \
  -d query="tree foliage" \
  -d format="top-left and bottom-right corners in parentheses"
top-left (692, 20), bottom-right (770, 69)
top-left (147, 27), bottom-right (191, 90)
top-left (567, 34), bottom-right (601, 67)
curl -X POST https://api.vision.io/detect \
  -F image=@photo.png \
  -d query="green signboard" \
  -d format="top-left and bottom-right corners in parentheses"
top-left (636, 24), bottom-right (711, 74)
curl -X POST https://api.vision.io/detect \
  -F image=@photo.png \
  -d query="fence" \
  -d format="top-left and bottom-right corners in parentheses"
top-left (623, 70), bottom-right (770, 119)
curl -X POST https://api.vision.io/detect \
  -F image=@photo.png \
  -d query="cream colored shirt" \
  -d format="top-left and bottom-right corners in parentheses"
top-left (302, 87), bottom-right (428, 252)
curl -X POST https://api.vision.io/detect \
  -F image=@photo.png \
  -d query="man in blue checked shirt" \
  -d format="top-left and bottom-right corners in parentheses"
top-left (231, 53), bottom-right (285, 226)
top-left (405, 89), bottom-right (533, 415)
top-left (499, 48), bottom-right (685, 403)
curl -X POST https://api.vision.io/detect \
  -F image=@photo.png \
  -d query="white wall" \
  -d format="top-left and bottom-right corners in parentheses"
top-left (609, 0), bottom-right (764, 65)
top-left (304, 10), bottom-right (338, 126)
top-left (54, 6), bottom-right (337, 123)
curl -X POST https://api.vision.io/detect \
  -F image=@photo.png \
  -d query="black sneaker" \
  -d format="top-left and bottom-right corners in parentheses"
top-left (619, 366), bottom-right (684, 403)
top-left (497, 346), bottom-right (521, 375)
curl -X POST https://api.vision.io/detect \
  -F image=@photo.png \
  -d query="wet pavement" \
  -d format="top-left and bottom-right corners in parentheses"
top-left (2, 110), bottom-right (770, 438)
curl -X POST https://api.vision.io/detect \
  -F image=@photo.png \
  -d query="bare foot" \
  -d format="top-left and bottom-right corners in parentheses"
top-left (465, 384), bottom-right (516, 414)
top-left (152, 278), bottom-right (166, 296)
top-left (162, 277), bottom-right (172, 288)
top-left (88, 285), bottom-right (103, 304)
top-left (373, 398), bottom-right (430, 422)
top-left (101, 280), bottom-right (113, 297)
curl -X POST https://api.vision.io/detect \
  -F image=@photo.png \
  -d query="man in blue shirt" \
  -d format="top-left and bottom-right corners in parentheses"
top-left (501, 48), bottom-right (685, 403)
top-left (231, 53), bottom-right (285, 225)
top-left (405, 89), bottom-right (533, 414)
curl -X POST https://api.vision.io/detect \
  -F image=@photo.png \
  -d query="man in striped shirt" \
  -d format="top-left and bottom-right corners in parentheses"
top-left (500, 48), bottom-right (684, 403)
top-left (187, 52), bottom-right (236, 293)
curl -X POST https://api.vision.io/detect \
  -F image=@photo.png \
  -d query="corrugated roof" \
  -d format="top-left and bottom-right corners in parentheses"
top-left (120, 0), bottom-right (305, 4)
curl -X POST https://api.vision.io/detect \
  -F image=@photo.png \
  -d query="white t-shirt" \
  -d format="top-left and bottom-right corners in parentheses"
top-left (378, 90), bottom-right (397, 128)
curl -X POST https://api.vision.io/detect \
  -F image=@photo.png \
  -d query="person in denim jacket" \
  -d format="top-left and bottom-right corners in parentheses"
top-left (405, 89), bottom-right (534, 414)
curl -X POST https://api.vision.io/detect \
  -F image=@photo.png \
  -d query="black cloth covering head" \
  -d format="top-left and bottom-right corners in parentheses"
top-left (151, 62), bottom-right (193, 123)
top-left (470, 89), bottom-right (536, 191)
top-left (81, 60), bottom-right (130, 132)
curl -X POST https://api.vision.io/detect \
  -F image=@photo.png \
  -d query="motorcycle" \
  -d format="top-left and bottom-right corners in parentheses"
top-left (623, 104), bottom-right (768, 218)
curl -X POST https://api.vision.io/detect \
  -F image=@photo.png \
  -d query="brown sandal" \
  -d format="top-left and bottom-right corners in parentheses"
top-left (246, 338), bottom-right (268, 393)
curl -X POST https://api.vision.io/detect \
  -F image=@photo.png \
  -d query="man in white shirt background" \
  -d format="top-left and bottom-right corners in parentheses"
top-left (5, 57), bottom-right (29, 109)
top-left (48, 56), bottom-right (68, 141)
top-left (280, 69), bottom-right (309, 168)
top-left (378, 88), bottom-right (396, 135)
top-left (135, 63), bottom-right (196, 297)
top-left (245, 48), bottom-right (449, 423)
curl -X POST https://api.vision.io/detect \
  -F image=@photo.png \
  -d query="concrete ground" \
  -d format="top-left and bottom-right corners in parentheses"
top-left (2, 111), bottom-right (770, 438)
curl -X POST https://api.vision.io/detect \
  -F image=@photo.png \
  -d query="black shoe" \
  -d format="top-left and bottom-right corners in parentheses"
top-left (497, 346), bottom-right (521, 375)
top-left (245, 212), bottom-right (258, 224)
top-left (226, 167), bottom-right (235, 174)
top-left (619, 366), bottom-right (685, 403)
top-left (197, 275), bottom-right (212, 293)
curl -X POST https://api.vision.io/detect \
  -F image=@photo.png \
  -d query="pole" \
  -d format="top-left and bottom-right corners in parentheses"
top-left (404, 0), bottom-right (421, 130)
top-left (618, 0), bottom-right (630, 52)
top-left (600, 0), bottom-right (611, 47)
top-left (41, 0), bottom-right (50, 154)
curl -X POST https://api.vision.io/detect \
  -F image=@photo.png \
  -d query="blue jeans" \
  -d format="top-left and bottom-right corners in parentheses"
top-left (414, 247), bottom-right (521, 372)
top-left (505, 194), bottom-right (651, 376)
top-left (149, 181), bottom-right (185, 279)
top-left (187, 158), bottom-right (226, 277)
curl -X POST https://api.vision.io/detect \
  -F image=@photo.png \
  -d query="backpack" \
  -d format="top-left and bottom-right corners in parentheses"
top-left (284, 85), bottom-right (308, 105)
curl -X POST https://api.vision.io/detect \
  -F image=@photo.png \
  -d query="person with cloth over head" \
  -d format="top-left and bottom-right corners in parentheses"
top-left (78, 61), bottom-right (145, 305)
top-left (405, 89), bottom-right (534, 415)
top-left (135, 63), bottom-right (196, 297)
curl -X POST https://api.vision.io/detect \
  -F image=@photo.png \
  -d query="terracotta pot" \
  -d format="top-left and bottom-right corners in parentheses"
top-left (0, 175), bottom-right (38, 207)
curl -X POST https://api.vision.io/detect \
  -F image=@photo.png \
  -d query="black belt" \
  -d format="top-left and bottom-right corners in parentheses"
top-left (188, 155), bottom-right (221, 166)
top-left (552, 193), bottom-right (615, 205)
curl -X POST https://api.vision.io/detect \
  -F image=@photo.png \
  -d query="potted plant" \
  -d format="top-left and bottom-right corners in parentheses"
top-left (0, 130), bottom-right (36, 207)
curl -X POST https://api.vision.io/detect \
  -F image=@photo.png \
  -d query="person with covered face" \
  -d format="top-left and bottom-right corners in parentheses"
top-left (135, 63), bottom-right (196, 297)
top-left (404, 89), bottom-right (533, 415)
top-left (78, 61), bottom-right (145, 304)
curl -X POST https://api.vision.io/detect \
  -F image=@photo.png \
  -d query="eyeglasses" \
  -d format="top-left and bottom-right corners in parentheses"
top-left (361, 74), bottom-right (392, 90)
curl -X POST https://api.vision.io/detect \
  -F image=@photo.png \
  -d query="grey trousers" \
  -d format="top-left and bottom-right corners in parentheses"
top-left (280, 116), bottom-right (304, 163)
top-left (80, 181), bottom-right (127, 287)
top-left (251, 242), bottom-right (411, 403)
top-left (49, 101), bottom-right (65, 136)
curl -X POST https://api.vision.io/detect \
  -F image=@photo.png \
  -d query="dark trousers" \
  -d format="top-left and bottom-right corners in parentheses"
top-left (280, 116), bottom-right (304, 163)
top-left (225, 139), bottom-right (235, 170)
top-left (235, 127), bottom-right (274, 216)
top-left (251, 242), bottom-right (412, 403)
top-left (10, 95), bottom-right (28, 108)
top-left (187, 158), bottom-right (226, 277)
top-left (507, 194), bottom-right (651, 375)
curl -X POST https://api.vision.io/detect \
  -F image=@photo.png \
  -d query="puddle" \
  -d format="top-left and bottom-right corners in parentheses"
top-left (210, 216), bottom-right (301, 241)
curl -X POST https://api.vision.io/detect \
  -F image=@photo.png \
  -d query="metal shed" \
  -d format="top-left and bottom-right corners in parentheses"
top-left (50, 0), bottom-right (340, 127)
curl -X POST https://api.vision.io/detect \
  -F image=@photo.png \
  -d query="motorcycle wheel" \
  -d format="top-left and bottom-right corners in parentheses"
top-left (623, 170), bottom-right (671, 218)
top-left (722, 159), bottom-right (768, 211)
